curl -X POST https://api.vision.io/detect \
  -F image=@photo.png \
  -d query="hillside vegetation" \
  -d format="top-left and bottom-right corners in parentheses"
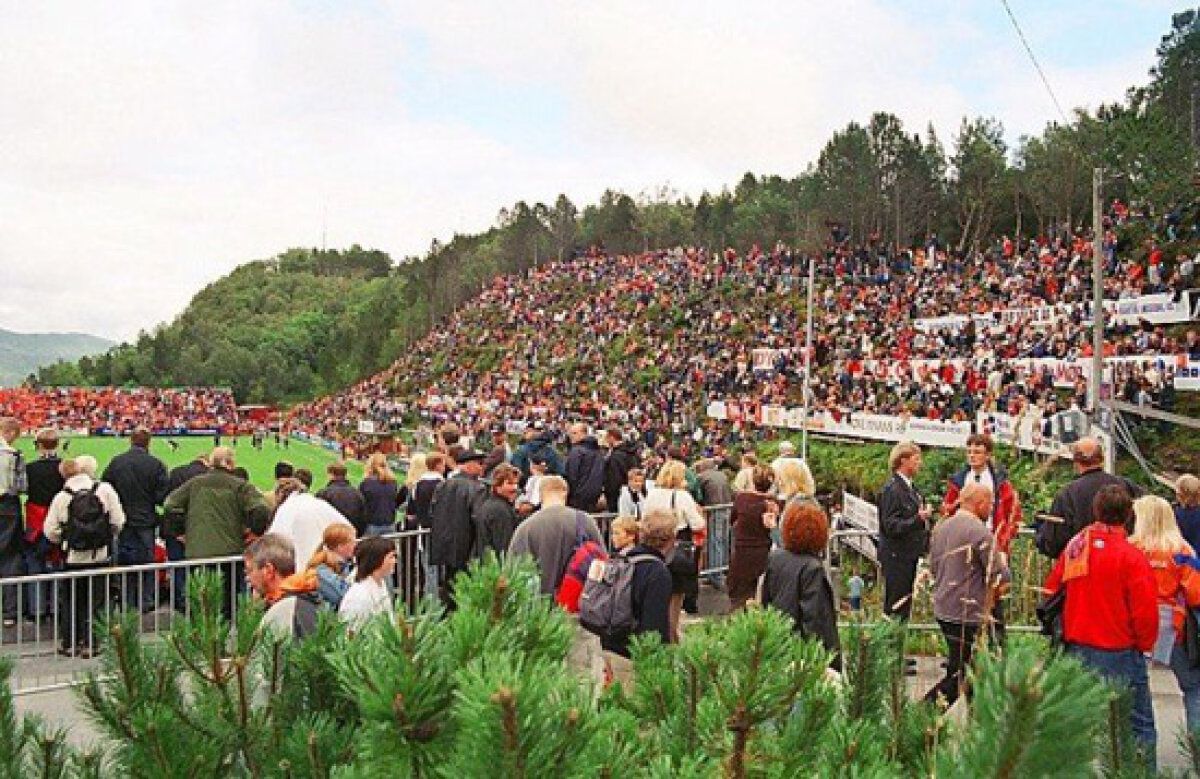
top-left (0, 328), bottom-right (113, 387)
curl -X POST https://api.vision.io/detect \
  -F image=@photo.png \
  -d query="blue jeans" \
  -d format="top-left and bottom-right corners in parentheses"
top-left (1170, 642), bottom-right (1200, 734)
top-left (1069, 645), bottom-right (1156, 758)
top-left (163, 535), bottom-right (186, 611)
top-left (117, 526), bottom-right (156, 610)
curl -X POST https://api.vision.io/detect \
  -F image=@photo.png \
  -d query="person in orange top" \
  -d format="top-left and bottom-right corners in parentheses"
top-left (1129, 495), bottom-right (1200, 733)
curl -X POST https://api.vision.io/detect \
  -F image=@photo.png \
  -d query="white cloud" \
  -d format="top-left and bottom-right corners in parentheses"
top-left (0, 0), bottom-right (1165, 342)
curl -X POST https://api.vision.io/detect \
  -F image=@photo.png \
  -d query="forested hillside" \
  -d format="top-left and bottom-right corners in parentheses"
top-left (35, 11), bottom-right (1200, 404)
top-left (0, 329), bottom-right (113, 387)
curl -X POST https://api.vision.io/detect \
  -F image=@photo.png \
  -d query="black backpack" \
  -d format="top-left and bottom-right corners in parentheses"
top-left (63, 484), bottom-right (111, 552)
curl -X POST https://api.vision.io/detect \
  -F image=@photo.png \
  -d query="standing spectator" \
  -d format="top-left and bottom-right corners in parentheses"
top-left (44, 456), bottom-right (125, 657)
top-left (316, 462), bottom-right (365, 534)
top-left (428, 450), bottom-right (489, 604)
top-left (1044, 486), bottom-right (1159, 760)
top-left (508, 476), bottom-right (603, 596)
top-left (305, 523), bottom-right (357, 611)
top-left (481, 428), bottom-right (511, 477)
top-left (164, 447), bottom-right (270, 617)
top-left (102, 429), bottom-right (168, 612)
top-left (510, 424), bottom-right (563, 480)
top-left (408, 453), bottom-right (444, 531)
top-left (245, 534), bottom-right (319, 641)
top-left (564, 423), bottom-right (605, 512)
top-left (22, 429), bottom-right (65, 622)
top-left (400, 452), bottom-right (427, 529)
top-left (603, 427), bottom-right (639, 513)
top-left (162, 452), bottom-right (209, 611)
top-left (599, 507), bottom-right (675, 687)
top-left (642, 461), bottom-right (706, 642)
top-left (617, 468), bottom-right (648, 519)
top-left (1037, 437), bottom-right (1140, 560)
top-left (731, 452), bottom-right (758, 492)
top-left (477, 464), bottom-right (521, 557)
top-left (1174, 474), bottom-right (1200, 554)
top-left (727, 466), bottom-right (777, 611)
top-left (695, 458), bottom-right (734, 585)
top-left (924, 484), bottom-right (1010, 707)
top-left (763, 500), bottom-right (841, 670)
top-left (609, 516), bottom-right (639, 554)
top-left (268, 478), bottom-right (352, 574)
top-left (263, 461), bottom-right (295, 512)
top-left (519, 454), bottom-right (551, 514)
top-left (939, 433), bottom-right (1022, 642)
top-left (339, 536), bottom-right (396, 630)
top-left (878, 442), bottom-right (930, 623)
top-left (359, 453), bottom-right (399, 536)
top-left (1130, 495), bottom-right (1200, 734)
top-left (0, 417), bottom-right (26, 627)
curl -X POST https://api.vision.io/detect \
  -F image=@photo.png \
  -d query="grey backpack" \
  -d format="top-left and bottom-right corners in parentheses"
top-left (578, 554), bottom-right (657, 638)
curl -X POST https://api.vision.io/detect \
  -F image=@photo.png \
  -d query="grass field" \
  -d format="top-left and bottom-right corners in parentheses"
top-left (13, 435), bottom-right (364, 492)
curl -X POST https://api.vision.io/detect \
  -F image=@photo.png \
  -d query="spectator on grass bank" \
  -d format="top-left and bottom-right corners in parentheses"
top-left (22, 428), bottom-right (65, 621)
top-left (102, 428), bottom-right (168, 612)
top-left (924, 484), bottom-right (1009, 708)
top-left (727, 466), bottom-right (778, 612)
top-left (1044, 486), bottom-right (1159, 761)
top-left (317, 461), bottom-right (365, 534)
top-left (1037, 437), bottom-right (1140, 560)
top-left (0, 417), bottom-right (26, 628)
top-left (45, 456), bottom-right (125, 657)
top-left (268, 477), bottom-right (352, 575)
top-left (600, 507), bottom-right (675, 687)
top-left (306, 523), bottom-right (357, 611)
top-left (339, 536), bottom-right (397, 630)
top-left (477, 464), bottom-right (522, 557)
top-left (246, 533), bottom-right (319, 641)
top-left (878, 441), bottom-right (930, 623)
top-left (359, 453), bottom-right (400, 536)
top-left (1175, 474), bottom-right (1200, 554)
top-left (763, 500), bottom-right (841, 671)
top-left (1129, 495), bottom-right (1200, 734)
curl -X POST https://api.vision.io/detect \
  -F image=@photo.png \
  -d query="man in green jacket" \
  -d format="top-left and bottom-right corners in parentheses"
top-left (164, 446), bottom-right (269, 616)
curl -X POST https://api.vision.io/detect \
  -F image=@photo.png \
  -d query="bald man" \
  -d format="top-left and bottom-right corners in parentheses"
top-left (925, 483), bottom-right (1010, 708)
top-left (1036, 436), bottom-right (1141, 560)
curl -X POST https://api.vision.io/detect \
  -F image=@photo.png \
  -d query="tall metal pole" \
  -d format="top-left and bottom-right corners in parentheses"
top-left (1090, 167), bottom-right (1108, 469)
top-left (800, 254), bottom-right (817, 461)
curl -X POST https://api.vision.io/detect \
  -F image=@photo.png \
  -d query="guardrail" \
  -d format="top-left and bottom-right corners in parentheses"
top-left (0, 529), bottom-right (431, 696)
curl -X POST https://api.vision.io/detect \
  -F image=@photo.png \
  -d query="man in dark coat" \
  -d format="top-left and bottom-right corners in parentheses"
top-left (603, 427), bottom-right (639, 512)
top-left (428, 450), bottom-right (489, 606)
top-left (878, 442), bottom-right (930, 623)
top-left (1036, 436), bottom-right (1141, 560)
top-left (316, 461), bottom-right (365, 534)
top-left (510, 425), bottom-right (563, 480)
top-left (564, 423), bottom-right (605, 512)
top-left (476, 464), bottom-right (521, 557)
top-left (163, 454), bottom-right (209, 610)
top-left (102, 429), bottom-right (169, 611)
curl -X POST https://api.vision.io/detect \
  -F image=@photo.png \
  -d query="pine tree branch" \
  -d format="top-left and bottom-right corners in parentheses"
top-left (491, 686), bottom-right (524, 778)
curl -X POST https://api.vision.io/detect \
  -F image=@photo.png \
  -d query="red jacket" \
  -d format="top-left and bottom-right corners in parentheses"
top-left (941, 465), bottom-right (1022, 553)
top-left (1044, 523), bottom-right (1159, 652)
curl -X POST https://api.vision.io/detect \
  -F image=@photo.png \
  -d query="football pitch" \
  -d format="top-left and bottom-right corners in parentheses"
top-left (13, 435), bottom-right (365, 492)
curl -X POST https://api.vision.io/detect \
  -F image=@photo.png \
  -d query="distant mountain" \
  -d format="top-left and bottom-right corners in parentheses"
top-left (0, 328), bottom-right (114, 387)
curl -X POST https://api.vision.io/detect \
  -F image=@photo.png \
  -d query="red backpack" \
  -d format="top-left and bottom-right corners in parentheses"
top-left (555, 511), bottom-right (608, 613)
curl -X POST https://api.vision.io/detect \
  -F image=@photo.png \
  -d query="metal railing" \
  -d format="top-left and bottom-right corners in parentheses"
top-left (0, 529), bottom-right (431, 695)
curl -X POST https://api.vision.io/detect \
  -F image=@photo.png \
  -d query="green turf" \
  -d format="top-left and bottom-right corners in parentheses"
top-left (13, 435), bottom-right (364, 492)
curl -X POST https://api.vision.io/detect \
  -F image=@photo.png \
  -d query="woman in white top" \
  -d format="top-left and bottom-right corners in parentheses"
top-left (338, 536), bottom-right (396, 630)
top-left (642, 460), bottom-right (706, 642)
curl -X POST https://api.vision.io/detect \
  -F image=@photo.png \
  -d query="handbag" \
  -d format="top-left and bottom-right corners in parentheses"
top-left (1036, 588), bottom-right (1067, 645)
top-left (665, 491), bottom-right (697, 579)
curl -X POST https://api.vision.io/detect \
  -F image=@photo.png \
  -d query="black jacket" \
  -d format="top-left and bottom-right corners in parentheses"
top-left (409, 477), bottom-right (441, 529)
top-left (565, 437), bottom-right (606, 510)
top-left (163, 459), bottom-right (209, 537)
top-left (763, 548), bottom-right (841, 669)
top-left (317, 480), bottom-right (365, 533)
top-left (476, 495), bottom-right (520, 558)
top-left (25, 454), bottom-right (64, 507)
top-left (604, 441), bottom-right (640, 510)
top-left (102, 446), bottom-right (168, 529)
top-left (1036, 468), bottom-right (1141, 559)
top-left (877, 473), bottom-right (927, 560)
top-left (359, 477), bottom-right (399, 529)
top-left (600, 545), bottom-right (672, 658)
top-left (428, 473), bottom-right (488, 568)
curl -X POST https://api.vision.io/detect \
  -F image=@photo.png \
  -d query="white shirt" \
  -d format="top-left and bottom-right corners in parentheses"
top-left (268, 492), bottom-right (352, 570)
top-left (643, 487), bottom-right (705, 532)
top-left (966, 467), bottom-right (994, 494)
top-left (338, 577), bottom-right (392, 629)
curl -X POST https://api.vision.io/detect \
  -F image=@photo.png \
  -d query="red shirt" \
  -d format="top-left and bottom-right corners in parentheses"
top-left (1044, 524), bottom-right (1158, 652)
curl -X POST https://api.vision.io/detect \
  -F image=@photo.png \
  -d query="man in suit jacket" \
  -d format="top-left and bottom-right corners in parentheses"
top-left (878, 441), bottom-right (931, 621)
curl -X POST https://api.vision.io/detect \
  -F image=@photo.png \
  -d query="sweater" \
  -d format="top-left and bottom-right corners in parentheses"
top-left (928, 509), bottom-right (1010, 625)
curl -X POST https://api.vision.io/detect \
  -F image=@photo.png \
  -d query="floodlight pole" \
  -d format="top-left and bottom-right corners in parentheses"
top-left (1091, 166), bottom-right (1113, 471)
top-left (800, 255), bottom-right (816, 461)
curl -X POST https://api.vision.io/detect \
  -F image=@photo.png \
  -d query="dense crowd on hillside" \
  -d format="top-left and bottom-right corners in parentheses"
top-left (0, 387), bottom-right (239, 434)
top-left (288, 217), bottom-right (1200, 450)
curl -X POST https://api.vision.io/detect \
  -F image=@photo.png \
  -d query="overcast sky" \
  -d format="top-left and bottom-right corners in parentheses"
top-left (0, 0), bottom-right (1181, 341)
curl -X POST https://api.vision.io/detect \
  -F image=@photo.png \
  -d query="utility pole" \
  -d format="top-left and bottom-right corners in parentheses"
top-left (1090, 167), bottom-right (1107, 467)
top-left (800, 255), bottom-right (817, 461)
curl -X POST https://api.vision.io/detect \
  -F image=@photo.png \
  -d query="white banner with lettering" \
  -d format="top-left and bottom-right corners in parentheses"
top-left (913, 291), bottom-right (1196, 332)
top-left (839, 492), bottom-right (880, 561)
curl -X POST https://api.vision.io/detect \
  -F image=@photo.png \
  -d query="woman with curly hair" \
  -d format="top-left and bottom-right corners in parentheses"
top-left (763, 500), bottom-right (840, 669)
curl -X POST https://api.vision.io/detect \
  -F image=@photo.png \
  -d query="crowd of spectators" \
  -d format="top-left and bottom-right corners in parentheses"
top-left (0, 387), bottom-right (239, 434)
